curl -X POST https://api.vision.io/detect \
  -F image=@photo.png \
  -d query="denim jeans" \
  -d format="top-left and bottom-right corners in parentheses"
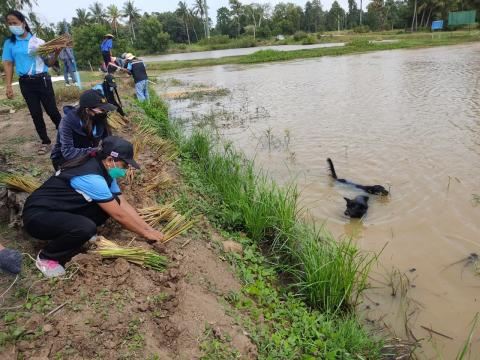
top-left (63, 61), bottom-right (76, 84)
top-left (135, 80), bottom-right (149, 101)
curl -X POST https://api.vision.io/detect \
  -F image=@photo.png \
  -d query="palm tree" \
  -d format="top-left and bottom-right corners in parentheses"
top-left (107, 4), bottom-right (122, 37)
top-left (229, 0), bottom-right (243, 38)
top-left (72, 8), bottom-right (91, 27)
top-left (123, 0), bottom-right (141, 41)
top-left (193, 0), bottom-right (207, 38)
top-left (176, 2), bottom-right (191, 44)
top-left (188, 8), bottom-right (199, 42)
top-left (89, 2), bottom-right (106, 24)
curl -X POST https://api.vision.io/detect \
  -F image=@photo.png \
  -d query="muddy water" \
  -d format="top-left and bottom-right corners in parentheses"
top-left (143, 42), bottom-right (345, 62)
top-left (158, 44), bottom-right (480, 358)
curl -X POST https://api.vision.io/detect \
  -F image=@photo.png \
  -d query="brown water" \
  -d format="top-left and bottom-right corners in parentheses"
top-left (157, 44), bottom-right (480, 358)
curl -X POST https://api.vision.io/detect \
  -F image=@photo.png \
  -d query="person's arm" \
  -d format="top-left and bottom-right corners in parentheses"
top-left (98, 200), bottom-right (164, 241)
top-left (117, 195), bottom-right (162, 235)
top-left (3, 61), bottom-right (14, 99)
top-left (108, 39), bottom-right (113, 57)
top-left (59, 119), bottom-right (96, 160)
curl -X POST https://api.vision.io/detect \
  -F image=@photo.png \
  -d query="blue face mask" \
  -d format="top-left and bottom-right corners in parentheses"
top-left (9, 25), bottom-right (24, 36)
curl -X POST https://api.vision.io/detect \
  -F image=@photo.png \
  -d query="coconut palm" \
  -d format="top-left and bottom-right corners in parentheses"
top-left (188, 8), bottom-right (199, 42)
top-left (72, 8), bottom-right (91, 27)
top-left (107, 4), bottom-right (122, 37)
top-left (193, 0), bottom-right (207, 37)
top-left (123, 0), bottom-right (141, 41)
top-left (176, 1), bottom-right (191, 44)
top-left (89, 2), bottom-right (106, 24)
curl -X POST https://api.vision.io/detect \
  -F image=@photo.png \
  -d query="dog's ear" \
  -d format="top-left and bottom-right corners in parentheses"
top-left (344, 197), bottom-right (351, 204)
top-left (364, 196), bottom-right (370, 202)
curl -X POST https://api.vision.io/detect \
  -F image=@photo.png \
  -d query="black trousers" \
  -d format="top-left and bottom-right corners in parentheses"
top-left (23, 209), bottom-right (109, 262)
top-left (19, 75), bottom-right (62, 144)
top-left (102, 51), bottom-right (111, 67)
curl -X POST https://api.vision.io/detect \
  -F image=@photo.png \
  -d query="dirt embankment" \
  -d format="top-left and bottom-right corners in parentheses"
top-left (0, 92), bottom-right (257, 359)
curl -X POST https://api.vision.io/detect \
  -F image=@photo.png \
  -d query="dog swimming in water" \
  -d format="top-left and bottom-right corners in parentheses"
top-left (326, 158), bottom-right (389, 196)
top-left (327, 158), bottom-right (388, 218)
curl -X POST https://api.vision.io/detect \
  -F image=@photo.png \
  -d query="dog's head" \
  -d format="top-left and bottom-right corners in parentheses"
top-left (365, 185), bottom-right (389, 196)
top-left (344, 196), bottom-right (369, 218)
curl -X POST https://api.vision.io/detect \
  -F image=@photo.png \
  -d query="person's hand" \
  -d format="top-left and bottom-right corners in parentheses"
top-left (142, 229), bottom-right (165, 243)
top-left (6, 85), bottom-right (13, 99)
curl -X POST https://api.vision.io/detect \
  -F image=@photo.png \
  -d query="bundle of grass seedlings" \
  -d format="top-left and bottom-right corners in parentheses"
top-left (139, 203), bottom-right (196, 243)
top-left (144, 171), bottom-right (173, 192)
top-left (35, 34), bottom-right (73, 56)
top-left (92, 236), bottom-right (167, 272)
top-left (107, 112), bottom-right (128, 130)
top-left (0, 172), bottom-right (40, 193)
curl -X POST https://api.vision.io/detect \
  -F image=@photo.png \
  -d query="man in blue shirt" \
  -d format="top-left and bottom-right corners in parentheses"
top-left (2, 10), bottom-right (62, 155)
top-left (100, 34), bottom-right (114, 68)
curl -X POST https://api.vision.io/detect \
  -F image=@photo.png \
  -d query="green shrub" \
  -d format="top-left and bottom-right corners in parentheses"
top-left (302, 35), bottom-right (317, 45)
top-left (198, 35), bottom-right (230, 46)
top-left (293, 31), bottom-right (308, 41)
top-left (353, 25), bottom-right (370, 33)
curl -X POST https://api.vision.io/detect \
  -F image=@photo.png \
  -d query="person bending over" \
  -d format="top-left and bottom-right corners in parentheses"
top-left (23, 136), bottom-right (164, 277)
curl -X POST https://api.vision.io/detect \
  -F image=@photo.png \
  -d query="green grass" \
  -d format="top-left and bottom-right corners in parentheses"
top-left (136, 94), bottom-right (375, 316)
top-left (223, 232), bottom-right (382, 359)
top-left (147, 32), bottom-right (480, 72)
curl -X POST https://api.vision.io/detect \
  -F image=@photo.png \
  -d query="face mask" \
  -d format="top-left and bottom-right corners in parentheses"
top-left (108, 163), bottom-right (127, 178)
top-left (92, 112), bottom-right (108, 121)
top-left (9, 25), bottom-right (24, 36)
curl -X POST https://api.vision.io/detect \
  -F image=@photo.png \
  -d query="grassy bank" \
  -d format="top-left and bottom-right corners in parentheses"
top-left (148, 32), bottom-right (480, 72)
top-left (133, 93), bottom-right (385, 357)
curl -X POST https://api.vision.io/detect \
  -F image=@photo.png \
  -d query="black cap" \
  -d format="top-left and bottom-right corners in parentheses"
top-left (104, 74), bottom-right (117, 88)
top-left (79, 90), bottom-right (116, 111)
top-left (99, 136), bottom-right (140, 169)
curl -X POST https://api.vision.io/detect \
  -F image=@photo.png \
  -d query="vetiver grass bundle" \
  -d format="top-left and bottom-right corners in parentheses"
top-left (138, 202), bottom-right (178, 227)
top-left (107, 112), bottom-right (128, 130)
top-left (35, 34), bottom-right (73, 56)
top-left (144, 171), bottom-right (173, 192)
top-left (0, 172), bottom-right (40, 193)
top-left (92, 236), bottom-right (167, 272)
top-left (138, 203), bottom-right (195, 243)
top-left (160, 213), bottom-right (196, 243)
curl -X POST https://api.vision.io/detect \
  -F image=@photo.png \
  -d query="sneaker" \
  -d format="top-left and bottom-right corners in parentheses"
top-left (35, 253), bottom-right (65, 278)
top-left (65, 83), bottom-right (71, 87)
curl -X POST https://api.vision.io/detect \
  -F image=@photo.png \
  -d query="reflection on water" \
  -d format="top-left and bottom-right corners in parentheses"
top-left (158, 44), bottom-right (480, 358)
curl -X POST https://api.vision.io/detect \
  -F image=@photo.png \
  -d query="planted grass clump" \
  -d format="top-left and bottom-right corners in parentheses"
top-left (0, 172), bottom-right (40, 193)
top-left (137, 94), bottom-right (375, 315)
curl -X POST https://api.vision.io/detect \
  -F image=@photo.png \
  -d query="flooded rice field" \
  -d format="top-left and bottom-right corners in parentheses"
top-left (156, 43), bottom-right (480, 358)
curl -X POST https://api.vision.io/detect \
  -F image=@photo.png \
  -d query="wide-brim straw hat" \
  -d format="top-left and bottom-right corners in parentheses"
top-left (105, 33), bottom-right (114, 38)
top-left (125, 53), bottom-right (135, 60)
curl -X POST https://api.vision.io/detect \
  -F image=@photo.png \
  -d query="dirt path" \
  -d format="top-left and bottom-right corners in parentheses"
top-left (0, 96), bottom-right (257, 359)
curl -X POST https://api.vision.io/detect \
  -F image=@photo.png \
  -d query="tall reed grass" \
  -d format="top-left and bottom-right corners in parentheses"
top-left (137, 94), bottom-right (375, 314)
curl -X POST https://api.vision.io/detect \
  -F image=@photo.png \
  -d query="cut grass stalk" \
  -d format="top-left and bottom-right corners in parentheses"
top-left (0, 172), bottom-right (40, 193)
top-left (35, 34), bottom-right (73, 56)
top-left (139, 202), bottom-right (178, 227)
top-left (91, 236), bottom-right (167, 272)
top-left (144, 171), bottom-right (173, 192)
top-left (160, 213), bottom-right (196, 243)
top-left (107, 112), bottom-right (128, 130)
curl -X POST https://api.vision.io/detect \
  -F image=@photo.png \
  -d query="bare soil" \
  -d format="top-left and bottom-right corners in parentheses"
top-left (0, 90), bottom-right (257, 359)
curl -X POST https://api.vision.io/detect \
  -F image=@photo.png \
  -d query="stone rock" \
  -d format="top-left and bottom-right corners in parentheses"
top-left (222, 240), bottom-right (243, 256)
top-left (42, 324), bottom-right (54, 333)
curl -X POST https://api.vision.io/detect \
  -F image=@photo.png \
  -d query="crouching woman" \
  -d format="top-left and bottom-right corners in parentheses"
top-left (22, 136), bottom-right (164, 277)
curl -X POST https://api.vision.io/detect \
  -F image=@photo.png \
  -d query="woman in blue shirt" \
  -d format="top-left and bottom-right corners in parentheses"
top-left (2, 10), bottom-right (62, 155)
top-left (23, 136), bottom-right (165, 277)
top-left (100, 34), bottom-right (114, 68)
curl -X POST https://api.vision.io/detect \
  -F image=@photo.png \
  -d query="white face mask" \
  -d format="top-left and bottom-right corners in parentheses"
top-left (9, 25), bottom-right (24, 36)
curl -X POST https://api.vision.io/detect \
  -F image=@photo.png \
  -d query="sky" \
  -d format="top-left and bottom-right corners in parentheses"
top-left (31, 0), bottom-right (372, 25)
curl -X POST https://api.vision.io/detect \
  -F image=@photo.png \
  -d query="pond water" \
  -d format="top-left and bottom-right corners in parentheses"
top-left (157, 43), bottom-right (480, 358)
top-left (143, 42), bottom-right (345, 62)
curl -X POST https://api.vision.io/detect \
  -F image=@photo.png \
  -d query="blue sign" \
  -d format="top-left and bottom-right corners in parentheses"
top-left (431, 20), bottom-right (444, 30)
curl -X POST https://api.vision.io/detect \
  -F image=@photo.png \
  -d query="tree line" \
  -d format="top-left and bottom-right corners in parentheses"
top-left (1, 0), bottom-right (479, 68)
